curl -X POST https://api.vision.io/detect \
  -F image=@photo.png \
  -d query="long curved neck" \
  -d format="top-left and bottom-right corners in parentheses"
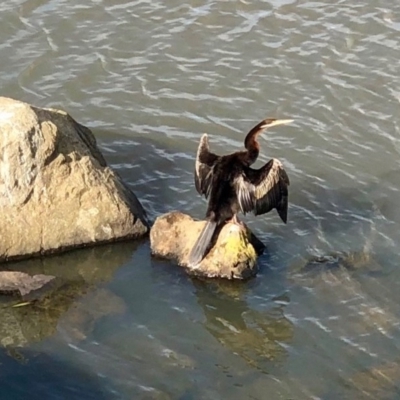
top-left (243, 126), bottom-right (262, 165)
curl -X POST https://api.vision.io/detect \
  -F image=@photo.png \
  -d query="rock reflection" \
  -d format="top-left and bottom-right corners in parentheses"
top-left (192, 280), bottom-right (293, 372)
top-left (0, 241), bottom-right (139, 349)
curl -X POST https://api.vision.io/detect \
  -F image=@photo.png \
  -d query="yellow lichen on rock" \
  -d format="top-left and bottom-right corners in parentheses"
top-left (213, 224), bottom-right (257, 269)
top-left (150, 211), bottom-right (264, 279)
top-left (228, 225), bottom-right (257, 261)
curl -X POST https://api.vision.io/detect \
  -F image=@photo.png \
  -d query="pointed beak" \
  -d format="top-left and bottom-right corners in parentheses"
top-left (266, 119), bottom-right (294, 128)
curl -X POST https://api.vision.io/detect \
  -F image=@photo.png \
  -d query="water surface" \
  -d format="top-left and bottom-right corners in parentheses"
top-left (1, 0), bottom-right (400, 399)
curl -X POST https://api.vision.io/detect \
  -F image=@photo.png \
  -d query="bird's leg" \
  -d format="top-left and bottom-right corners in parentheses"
top-left (234, 214), bottom-right (245, 227)
top-left (228, 214), bottom-right (243, 226)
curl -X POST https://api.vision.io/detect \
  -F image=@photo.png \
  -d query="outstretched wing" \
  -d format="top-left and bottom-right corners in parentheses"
top-left (194, 134), bottom-right (220, 199)
top-left (233, 158), bottom-right (290, 223)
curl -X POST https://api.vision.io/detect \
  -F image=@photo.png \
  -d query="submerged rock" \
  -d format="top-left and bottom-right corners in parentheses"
top-left (0, 271), bottom-right (57, 299)
top-left (0, 242), bottom-right (134, 349)
top-left (57, 287), bottom-right (127, 342)
top-left (290, 249), bottom-right (382, 279)
top-left (0, 97), bottom-right (149, 263)
top-left (0, 277), bottom-right (84, 348)
top-left (150, 211), bottom-right (265, 279)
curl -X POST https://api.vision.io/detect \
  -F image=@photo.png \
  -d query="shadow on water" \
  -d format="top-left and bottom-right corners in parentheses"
top-left (0, 347), bottom-right (116, 400)
top-left (3, 239), bottom-right (142, 282)
top-left (0, 241), bottom-right (140, 349)
top-left (191, 279), bottom-right (294, 374)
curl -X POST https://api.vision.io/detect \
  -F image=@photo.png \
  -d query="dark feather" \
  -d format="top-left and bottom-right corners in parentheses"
top-left (188, 220), bottom-right (217, 266)
top-left (194, 134), bottom-right (219, 199)
top-left (233, 158), bottom-right (290, 223)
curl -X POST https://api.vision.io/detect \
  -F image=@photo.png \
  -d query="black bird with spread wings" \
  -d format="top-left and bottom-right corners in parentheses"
top-left (188, 118), bottom-right (293, 267)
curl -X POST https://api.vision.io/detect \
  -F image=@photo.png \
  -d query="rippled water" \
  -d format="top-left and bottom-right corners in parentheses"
top-left (1, 0), bottom-right (400, 398)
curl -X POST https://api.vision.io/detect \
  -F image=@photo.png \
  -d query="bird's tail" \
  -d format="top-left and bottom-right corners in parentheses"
top-left (188, 220), bottom-right (217, 267)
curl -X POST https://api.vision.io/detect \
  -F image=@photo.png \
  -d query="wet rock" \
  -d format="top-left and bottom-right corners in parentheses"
top-left (290, 249), bottom-right (382, 278)
top-left (0, 279), bottom-right (127, 348)
top-left (0, 96), bottom-right (149, 263)
top-left (0, 242), bottom-right (134, 349)
top-left (58, 288), bottom-right (126, 342)
top-left (150, 211), bottom-right (265, 279)
top-left (0, 278), bottom-right (85, 347)
top-left (0, 271), bottom-right (56, 299)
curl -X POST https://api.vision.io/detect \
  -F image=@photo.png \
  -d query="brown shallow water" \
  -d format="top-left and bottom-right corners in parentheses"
top-left (1, 0), bottom-right (400, 399)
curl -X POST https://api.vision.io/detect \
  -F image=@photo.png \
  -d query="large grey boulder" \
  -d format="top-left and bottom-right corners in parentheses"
top-left (0, 97), bottom-right (149, 262)
top-left (150, 211), bottom-right (265, 280)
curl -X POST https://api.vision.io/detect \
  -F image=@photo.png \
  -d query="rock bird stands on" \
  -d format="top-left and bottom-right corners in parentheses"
top-left (188, 118), bottom-right (293, 267)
